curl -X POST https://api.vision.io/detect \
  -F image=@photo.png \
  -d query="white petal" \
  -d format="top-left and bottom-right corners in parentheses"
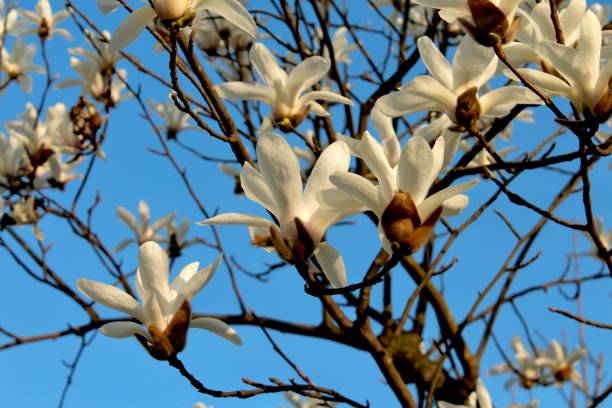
top-left (249, 43), bottom-right (287, 85)
top-left (170, 261), bottom-right (200, 301)
top-left (514, 68), bottom-right (576, 102)
top-left (189, 317), bottom-right (242, 345)
top-left (300, 90), bottom-right (353, 106)
top-left (99, 321), bottom-right (150, 339)
top-left (417, 36), bottom-right (453, 89)
top-left (375, 90), bottom-right (437, 117)
top-left (476, 379), bottom-right (493, 408)
top-left (480, 86), bottom-right (543, 117)
top-left (240, 162), bottom-right (278, 216)
top-left (215, 82), bottom-right (271, 102)
top-left (108, 6), bottom-right (156, 53)
top-left (256, 132), bottom-right (304, 228)
top-left (97, 0), bottom-right (120, 14)
top-left (286, 56), bottom-right (330, 105)
top-left (417, 179), bottom-right (479, 221)
top-left (196, 0), bottom-right (257, 37)
top-left (137, 241), bottom-right (170, 306)
top-left (197, 213), bottom-right (274, 228)
top-left (361, 131), bottom-right (396, 206)
top-left (178, 254), bottom-right (222, 304)
top-left (397, 136), bottom-right (434, 206)
top-left (372, 107), bottom-right (401, 168)
top-left (407, 76), bottom-right (457, 117)
top-left (77, 278), bottom-right (146, 322)
top-left (313, 242), bottom-right (347, 288)
top-left (330, 172), bottom-right (382, 215)
top-left (302, 141), bottom-right (350, 214)
top-left (441, 194), bottom-right (469, 216)
top-left (452, 36), bottom-right (497, 92)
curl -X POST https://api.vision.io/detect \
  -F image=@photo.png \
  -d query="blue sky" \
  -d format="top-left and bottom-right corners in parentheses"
top-left (0, 1), bottom-right (610, 407)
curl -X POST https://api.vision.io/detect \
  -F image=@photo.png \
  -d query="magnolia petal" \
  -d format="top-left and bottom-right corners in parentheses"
top-left (480, 86), bottom-right (543, 118)
top-left (77, 278), bottom-right (146, 322)
top-left (137, 200), bottom-right (150, 228)
top-left (196, 0), bottom-right (257, 37)
top-left (418, 178), bottom-right (479, 221)
top-left (536, 41), bottom-right (586, 92)
top-left (114, 238), bottom-right (135, 253)
top-left (215, 82), bottom-right (271, 102)
top-left (412, 0), bottom-right (468, 22)
top-left (99, 321), bottom-right (150, 340)
top-left (372, 107), bottom-right (401, 168)
top-left (108, 6), bottom-right (155, 53)
top-left (97, 0), bottom-right (120, 14)
top-left (417, 36), bottom-right (453, 90)
top-left (256, 132), bottom-right (304, 228)
top-left (313, 242), bottom-right (347, 288)
top-left (330, 172), bottom-right (381, 215)
top-left (515, 68), bottom-right (575, 101)
top-left (178, 254), bottom-right (222, 303)
top-left (361, 131), bottom-right (396, 206)
top-left (397, 136), bottom-right (434, 206)
top-left (578, 11), bottom-right (602, 79)
top-left (249, 43), bottom-right (287, 85)
top-left (307, 101), bottom-right (330, 117)
top-left (476, 379), bottom-right (493, 408)
top-left (300, 91), bottom-right (353, 105)
top-left (142, 290), bottom-right (166, 331)
top-left (169, 261), bottom-right (200, 301)
top-left (441, 194), bottom-right (469, 217)
top-left (137, 242), bottom-right (171, 306)
top-left (375, 90), bottom-right (437, 117)
top-left (240, 162), bottom-right (278, 216)
top-left (452, 36), bottom-right (497, 91)
top-left (407, 76), bottom-right (457, 117)
top-left (559, 0), bottom-right (586, 44)
top-left (286, 56), bottom-right (331, 104)
top-left (302, 141), bottom-right (350, 214)
top-left (197, 213), bottom-right (274, 228)
top-left (190, 317), bottom-right (242, 345)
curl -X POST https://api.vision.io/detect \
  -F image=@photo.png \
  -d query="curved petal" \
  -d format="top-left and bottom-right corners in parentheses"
top-left (99, 321), bottom-right (150, 340)
top-left (397, 136), bottom-right (434, 206)
top-left (240, 162), bottom-right (278, 216)
top-left (189, 317), bottom-right (242, 345)
top-left (313, 242), bottom-right (347, 288)
top-left (372, 107), bottom-right (401, 168)
top-left (97, 0), bottom-right (120, 14)
top-left (299, 91), bottom-right (353, 106)
top-left (170, 261), bottom-right (200, 302)
top-left (417, 36), bottom-right (452, 89)
top-left (137, 241), bottom-right (170, 304)
top-left (407, 76), bottom-right (457, 117)
top-left (286, 56), bottom-right (330, 105)
top-left (197, 213), bottom-right (274, 228)
top-left (417, 178), bottom-right (480, 221)
top-left (452, 36), bottom-right (497, 92)
top-left (116, 207), bottom-right (138, 231)
top-left (441, 194), bottom-right (469, 216)
top-left (77, 278), bottom-right (146, 322)
top-left (177, 254), bottom-right (222, 304)
top-left (375, 90), bottom-right (438, 117)
top-left (361, 131), bottom-right (396, 206)
top-left (476, 379), bottom-right (493, 408)
top-left (302, 141), bottom-right (350, 214)
top-left (480, 86), bottom-right (542, 117)
top-left (330, 172), bottom-right (382, 215)
top-left (249, 43), bottom-right (287, 85)
top-left (215, 82), bottom-right (271, 102)
top-left (514, 68), bottom-right (576, 101)
top-left (196, 0), bottom-right (257, 37)
top-left (256, 132), bottom-right (304, 227)
top-left (108, 6), bottom-right (155, 53)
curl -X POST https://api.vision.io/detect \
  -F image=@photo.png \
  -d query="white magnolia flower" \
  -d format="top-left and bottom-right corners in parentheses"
top-left (165, 218), bottom-right (200, 257)
top-left (0, 0), bottom-right (25, 37)
top-left (77, 241), bottom-right (241, 359)
top-left (327, 133), bottom-right (479, 254)
top-left (489, 336), bottom-right (543, 389)
top-left (194, 1), bottom-right (252, 54)
top-left (199, 132), bottom-right (359, 288)
top-left (149, 95), bottom-right (193, 139)
top-left (106, 0), bottom-right (257, 52)
top-left (376, 36), bottom-right (541, 129)
top-left (535, 340), bottom-right (586, 388)
top-left (515, 10), bottom-right (612, 122)
top-left (439, 378), bottom-right (492, 408)
top-left (317, 27), bottom-right (357, 65)
top-left (216, 42), bottom-right (353, 132)
top-left (9, 195), bottom-right (39, 225)
top-left (0, 39), bottom-right (44, 93)
top-left (115, 200), bottom-right (175, 252)
top-left (19, 0), bottom-right (71, 40)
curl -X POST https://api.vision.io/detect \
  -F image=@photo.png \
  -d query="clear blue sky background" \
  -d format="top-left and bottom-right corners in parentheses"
top-left (0, 1), bottom-right (610, 407)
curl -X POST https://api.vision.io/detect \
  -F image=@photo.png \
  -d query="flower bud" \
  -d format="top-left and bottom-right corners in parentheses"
top-left (152, 0), bottom-right (191, 21)
top-left (455, 87), bottom-right (481, 130)
top-left (381, 192), bottom-right (442, 254)
top-left (460, 0), bottom-right (520, 46)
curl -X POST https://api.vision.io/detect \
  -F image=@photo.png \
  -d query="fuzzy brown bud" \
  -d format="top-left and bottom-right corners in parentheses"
top-left (593, 77), bottom-right (612, 123)
top-left (455, 87), bottom-right (481, 129)
top-left (460, 0), bottom-right (520, 46)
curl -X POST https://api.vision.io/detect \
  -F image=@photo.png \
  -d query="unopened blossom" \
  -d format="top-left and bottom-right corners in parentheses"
top-left (489, 336), bottom-right (543, 389)
top-left (77, 241), bottom-right (241, 360)
top-left (149, 96), bottom-right (193, 139)
top-left (376, 36), bottom-right (541, 130)
top-left (200, 132), bottom-right (359, 288)
top-left (415, 0), bottom-right (522, 46)
top-left (535, 340), bottom-right (586, 388)
top-left (105, 0), bottom-right (257, 52)
top-left (515, 10), bottom-right (612, 122)
top-left (19, 0), bottom-right (71, 40)
top-left (115, 200), bottom-right (175, 252)
top-left (216, 42), bottom-right (353, 132)
top-left (0, 39), bottom-right (44, 93)
top-left (327, 133), bottom-right (479, 254)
